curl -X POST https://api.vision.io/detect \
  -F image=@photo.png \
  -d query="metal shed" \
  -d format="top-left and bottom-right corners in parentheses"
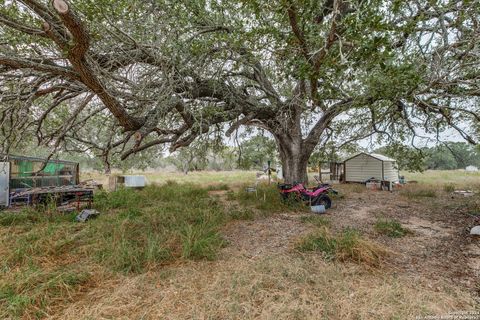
top-left (343, 153), bottom-right (399, 183)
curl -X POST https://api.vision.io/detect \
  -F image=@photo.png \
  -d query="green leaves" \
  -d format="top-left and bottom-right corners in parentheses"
top-left (365, 61), bottom-right (425, 100)
top-left (0, 0), bottom-right (478, 170)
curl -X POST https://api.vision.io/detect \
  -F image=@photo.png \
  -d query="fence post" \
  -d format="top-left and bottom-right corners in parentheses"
top-left (267, 160), bottom-right (271, 185)
top-left (318, 161), bottom-right (322, 183)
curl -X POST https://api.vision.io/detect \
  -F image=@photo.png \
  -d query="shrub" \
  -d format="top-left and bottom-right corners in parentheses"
top-left (374, 219), bottom-right (410, 238)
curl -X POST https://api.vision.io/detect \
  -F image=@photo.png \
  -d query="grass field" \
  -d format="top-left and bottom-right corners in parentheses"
top-left (403, 170), bottom-right (480, 187)
top-left (0, 169), bottom-right (479, 319)
top-left (83, 169), bottom-right (480, 190)
top-left (82, 170), bottom-right (257, 188)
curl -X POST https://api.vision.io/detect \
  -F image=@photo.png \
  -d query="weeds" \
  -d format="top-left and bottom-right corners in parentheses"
top-left (0, 209), bottom-right (39, 226)
top-left (300, 215), bottom-right (330, 227)
top-left (0, 199), bottom-right (73, 227)
top-left (180, 223), bottom-right (225, 260)
top-left (0, 183), bottom-right (229, 317)
top-left (297, 227), bottom-right (388, 267)
top-left (0, 266), bottom-right (90, 318)
top-left (232, 184), bottom-right (306, 213)
top-left (343, 184), bottom-right (366, 194)
top-left (118, 207), bottom-right (143, 220)
top-left (93, 217), bottom-right (173, 273)
top-left (400, 185), bottom-right (437, 198)
top-left (229, 208), bottom-right (255, 220)
top-left (94, 187), bottom-right (141, 210)
top-left (297, 227), bottom-right (337, 259)
top-left (374, 219), bottom-right (410, 238)
top-left (206, 183), bottom-right (230, 191)
top-left (467, 210), bottom-right (480, 217)
top-left (443, 183), bottom-right (456, 192)
top-left (91, 184), bottom-right (226, 272)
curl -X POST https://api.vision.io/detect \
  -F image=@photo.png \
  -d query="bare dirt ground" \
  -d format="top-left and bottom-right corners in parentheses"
top-left (52, 186), bottom-right (479, 320)
top-left (330, 189), bottom-right (480, 289)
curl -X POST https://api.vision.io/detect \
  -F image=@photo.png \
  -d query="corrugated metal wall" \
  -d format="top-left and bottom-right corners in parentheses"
top-left (345, 154), bottom-right (383, 182)
top-left (383, 162), bottom-right (399, 182)
top-left (345, 154), bottom-right (399, 182)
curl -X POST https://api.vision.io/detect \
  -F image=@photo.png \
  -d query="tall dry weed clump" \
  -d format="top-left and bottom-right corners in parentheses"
top-left (297, 227), bottom-right (389, 268)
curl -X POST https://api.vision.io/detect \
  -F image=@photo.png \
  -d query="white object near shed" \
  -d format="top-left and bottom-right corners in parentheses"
top-left (466, 165), bottom-right (479, 172)
top-left (108, 175), bottom-right (146, 191)
top-left (344, 153), bottom-right (399, 183)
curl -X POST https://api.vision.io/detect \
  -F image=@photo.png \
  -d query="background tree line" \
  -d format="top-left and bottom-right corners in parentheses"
top-left (10, 134), bottom-right (477, 174)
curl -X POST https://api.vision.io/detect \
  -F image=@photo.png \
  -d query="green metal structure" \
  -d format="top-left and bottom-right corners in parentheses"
top-left (0, 154), bottom-right (79, 189)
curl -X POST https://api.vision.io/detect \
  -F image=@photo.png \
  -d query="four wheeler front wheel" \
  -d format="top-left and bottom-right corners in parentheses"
top-left (312, 194), bottom-right (332, 209)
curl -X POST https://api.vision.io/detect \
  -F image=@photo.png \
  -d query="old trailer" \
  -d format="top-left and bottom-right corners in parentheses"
top-left (0, 154), bottom-right (91, 208)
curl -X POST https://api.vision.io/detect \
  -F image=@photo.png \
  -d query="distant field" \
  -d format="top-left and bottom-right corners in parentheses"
top-left (82, 169), bottom-right (480, 190)
top-left (403, 170), bottom-right (480, 188)
top-left (82, 170), bottom-right (257, 188)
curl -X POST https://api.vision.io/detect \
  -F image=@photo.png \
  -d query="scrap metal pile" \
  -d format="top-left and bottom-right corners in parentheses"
top-left (9, 185), bottom-right (94, 210)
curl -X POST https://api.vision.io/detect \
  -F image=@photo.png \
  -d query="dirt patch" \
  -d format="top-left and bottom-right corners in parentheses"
top-left (406, 216), bottom-right (455, 237)
top-left (467, 240), bottom-right (480, 277)
top-left (327, 191), bottom-right (394, 232)
top-left (331, 189), bottom-right (479, 290)
top-left (222, 213), bottom-right (310, 259)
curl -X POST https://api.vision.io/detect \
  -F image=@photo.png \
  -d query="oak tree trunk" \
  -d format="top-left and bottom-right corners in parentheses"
top-left (276, 135), bottom-right (311, 184)
top-left (282, 154), bottom-right (309, 184)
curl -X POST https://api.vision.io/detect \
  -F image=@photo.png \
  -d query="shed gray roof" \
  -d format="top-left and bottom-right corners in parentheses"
top-left (369, 153), bottom-right (396, 162)
top-left (344, 152), bottom-right (396, 162)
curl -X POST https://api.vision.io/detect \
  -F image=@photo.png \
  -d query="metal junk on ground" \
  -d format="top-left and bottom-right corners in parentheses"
top-left (75, 209), bottom-right (100, 222)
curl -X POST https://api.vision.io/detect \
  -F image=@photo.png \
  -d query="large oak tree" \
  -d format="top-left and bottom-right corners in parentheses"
top-left (0, 0), bottom-right (479, 182)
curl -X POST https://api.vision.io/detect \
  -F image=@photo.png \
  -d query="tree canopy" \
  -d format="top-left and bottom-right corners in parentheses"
top-left (0, 0), bottom-right (479, 181)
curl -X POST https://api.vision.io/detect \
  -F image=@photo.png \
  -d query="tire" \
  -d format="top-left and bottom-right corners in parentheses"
top-left (312, 194), bottom-right (332, 209)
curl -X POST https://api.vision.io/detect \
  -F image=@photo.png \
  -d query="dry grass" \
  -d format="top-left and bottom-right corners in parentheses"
top-left (54, 255), bottom-right (474, 320)
top-left (82, 170), bottom-right (256, 189)
top-left (1, 169), bottom-right (478, 319)
top-left (0, 183), bottom-right (228, 318)
top-left (297, 227), bottom-right (390, 268)
top-left (403, 170), bottom-right (480, 189)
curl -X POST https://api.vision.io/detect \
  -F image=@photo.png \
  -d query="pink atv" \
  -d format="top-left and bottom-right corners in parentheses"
top-left (278, 182), bottom-right (335, 209)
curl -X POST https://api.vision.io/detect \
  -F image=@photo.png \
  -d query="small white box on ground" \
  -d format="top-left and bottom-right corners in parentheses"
top-left (124, 175), bottom-right (146, 188)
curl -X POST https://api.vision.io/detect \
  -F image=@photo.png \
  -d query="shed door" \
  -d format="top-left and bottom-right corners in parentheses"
top-left (0, 162), bottom-right (9, 207)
